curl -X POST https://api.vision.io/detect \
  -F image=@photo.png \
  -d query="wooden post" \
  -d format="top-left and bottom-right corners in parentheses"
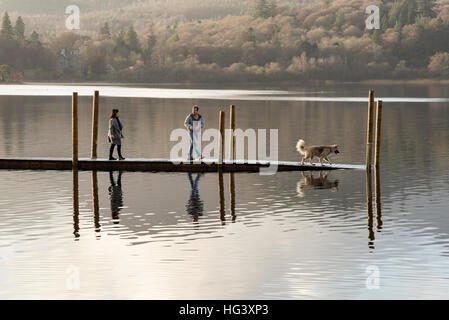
top-left (91, 91), bottom-right (99, 159)
top-left (374, 100), bottom-right (382, 169)
top-left (218, 110), bottom-right (225, 164)
top-left (229, 105), bottom-right (236, 162)
top-left (365, 90), bottom-right (375, 171)
top-left (72, 92), bottom-right (79, 168)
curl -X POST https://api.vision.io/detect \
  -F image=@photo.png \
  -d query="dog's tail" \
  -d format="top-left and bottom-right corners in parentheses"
top-left (296, 139), bottom-right (306, 155)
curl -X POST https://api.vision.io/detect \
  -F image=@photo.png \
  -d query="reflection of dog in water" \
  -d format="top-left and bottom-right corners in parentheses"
top-left (296, 139), bottom-right (340, 165)
top-left (297, 171), bottom-right (339, 197)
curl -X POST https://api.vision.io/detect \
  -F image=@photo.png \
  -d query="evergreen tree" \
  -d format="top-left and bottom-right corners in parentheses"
top-left (255, 0), bottom-right (277, 19)
top-left (114, 29), bottom-right (126, 49)
top-left (1, 12), bottom-right (14, 39)
top-left (334, 11), bottom-right (345, 30)
top-left (387, 0), bottom-right (435, 29)
top-left (29, 30), bottom-right (40, 45)
top-left (99, 22), bottom-right (111, 40)
top-left (371, 29), bottom-right (382, 45)
top-left (245, 27), bottom-right (256, 43)
top-left (416, 0), bottom-right (437, 18)
top-left (272, 30), bottom-right (281, 48)
top-left (14, 16), bottom-right (25, 41)
top-left (143, 33), bottom-right (156, 63)
top-left (124, 25), bottom-right (140, 52)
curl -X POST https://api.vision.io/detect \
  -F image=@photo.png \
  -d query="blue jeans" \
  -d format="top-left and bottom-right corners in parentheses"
top-left (188, 130), bottom-right (201, 158)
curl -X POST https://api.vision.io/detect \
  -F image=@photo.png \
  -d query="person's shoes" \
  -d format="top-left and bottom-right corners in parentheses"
top-left (119, 157), bottom-right (126, 161)
top-left (188, 156), bottom-right (194, 161)
top-left (109, 157), bottom-right (117, 161)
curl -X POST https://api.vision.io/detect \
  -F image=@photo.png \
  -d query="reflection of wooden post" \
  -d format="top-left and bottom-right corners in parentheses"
top-left (374, 100), bottom-right (382, 169)
top-left (91, 171), bottom-right (101, 233)
top-left (72, 92), bottom-right (79, 168)
top-left (229, 172), bottom-right (236, 222)
top-left (218, 111), bottom-right (225, 164)
top-left (366, 90), bottom-right (374, 171)
top-left (91, 91), bottom-right (99, 159)
top-left (366, 169), bottom-right (374, 246)
top-left (73, 169), bottom-right (80, 238)
top-left (374, 167), bottom-right (383, 231)
top-left (218, 168), bottom-right (225, 223)
top-left (229, 105), bottom-right (236, 162)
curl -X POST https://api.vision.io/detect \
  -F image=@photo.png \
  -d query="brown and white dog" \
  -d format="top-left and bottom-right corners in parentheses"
top-left (296, 139), bottom-right (340, 165)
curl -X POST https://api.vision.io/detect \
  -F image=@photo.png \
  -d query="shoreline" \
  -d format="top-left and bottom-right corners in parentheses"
top-left (6, 78), bottom-right (446, 87)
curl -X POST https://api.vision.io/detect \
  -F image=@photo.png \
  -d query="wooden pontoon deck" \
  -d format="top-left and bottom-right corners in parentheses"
top-left (0, 158), bottom-right (365, 172)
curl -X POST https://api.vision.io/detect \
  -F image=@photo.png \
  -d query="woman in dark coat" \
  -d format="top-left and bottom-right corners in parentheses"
top-left (108, 109), bottom-right (125, 160)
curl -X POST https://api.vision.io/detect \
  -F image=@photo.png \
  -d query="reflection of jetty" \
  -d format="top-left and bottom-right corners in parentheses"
top-left (0, 158), bottom-right (364, 172)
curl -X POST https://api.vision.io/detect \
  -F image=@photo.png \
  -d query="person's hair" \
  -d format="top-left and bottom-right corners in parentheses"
top-left (110, 109), bottom-right (119, 118)
top-left (192, 105), bottom-right (199, 111)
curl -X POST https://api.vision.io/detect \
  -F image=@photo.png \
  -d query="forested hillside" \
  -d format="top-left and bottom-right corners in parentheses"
top-left (1, 0), bottom-right (448, 83)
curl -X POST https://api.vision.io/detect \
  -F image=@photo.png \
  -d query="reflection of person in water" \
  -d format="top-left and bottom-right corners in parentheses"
top-left (297, 171), bottom-right (339, 197)
top-left (109, 171), bottom-right (123, 224)
top-left (186, 173), bottom-right (204, 222)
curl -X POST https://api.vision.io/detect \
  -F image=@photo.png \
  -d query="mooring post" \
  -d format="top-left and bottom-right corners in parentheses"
top-left (91, 91), bottom-right (99, 159)
top-left (72, 92), bottom-right (79, 168)
top-left (218, 110), bottom-right (225, 164)
top-left (374, 100), bottom-right (382, 169)
top-left (365, 90), bottom-right (375, 171)
top-left (229, 105), bottom-right (236, 162)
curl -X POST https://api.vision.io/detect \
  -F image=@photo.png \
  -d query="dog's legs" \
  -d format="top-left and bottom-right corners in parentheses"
top-left (309, 156), bottom-right (314, 165)
top-left (320, 157), bottom-right (324, 165)
top-left (301, 156), bottom-right (305, 165)
top-left (325, 157), bottom-right (332, 164)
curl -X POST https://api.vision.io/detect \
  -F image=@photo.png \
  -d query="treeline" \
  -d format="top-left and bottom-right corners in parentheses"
top-left (1, 0), bottom-right (449, 83)
top-left (0, 12), bottom-right (53, 81)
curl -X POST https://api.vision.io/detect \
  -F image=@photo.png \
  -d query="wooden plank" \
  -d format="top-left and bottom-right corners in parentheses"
top-left (0, 158), bottom-right (364, 172)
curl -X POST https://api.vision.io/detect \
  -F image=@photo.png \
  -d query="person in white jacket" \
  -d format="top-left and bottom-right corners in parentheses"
top-left (184, 105), bottom-right (204, 160)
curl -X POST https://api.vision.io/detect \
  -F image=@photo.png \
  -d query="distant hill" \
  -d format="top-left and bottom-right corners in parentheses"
top-left (0, 0), bottom-right (138, 14)
top-left (1, 0), bottom-right (313, 36)
top-left (2, 0), bottom-right (448, 83)
top-left (0, 0), bottom-right (311, 15)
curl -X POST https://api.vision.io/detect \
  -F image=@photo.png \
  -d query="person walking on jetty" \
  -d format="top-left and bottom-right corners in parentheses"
top-left (184, 105), bottom-right (204, 161)
top-left (108, 109), bottom-right (125, 161)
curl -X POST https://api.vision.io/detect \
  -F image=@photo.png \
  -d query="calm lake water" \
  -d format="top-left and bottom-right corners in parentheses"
top-left (0, 83), bottom-right (449, 299)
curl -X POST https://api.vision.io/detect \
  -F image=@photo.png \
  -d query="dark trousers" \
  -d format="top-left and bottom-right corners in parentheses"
top-left (109, 144), bottom-right (123, 158)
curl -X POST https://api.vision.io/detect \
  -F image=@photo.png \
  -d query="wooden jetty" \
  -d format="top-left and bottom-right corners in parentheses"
top-left (0, 157), bottom-right (364, 173)
top-left (0, 90), bottom-right (378, 174)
